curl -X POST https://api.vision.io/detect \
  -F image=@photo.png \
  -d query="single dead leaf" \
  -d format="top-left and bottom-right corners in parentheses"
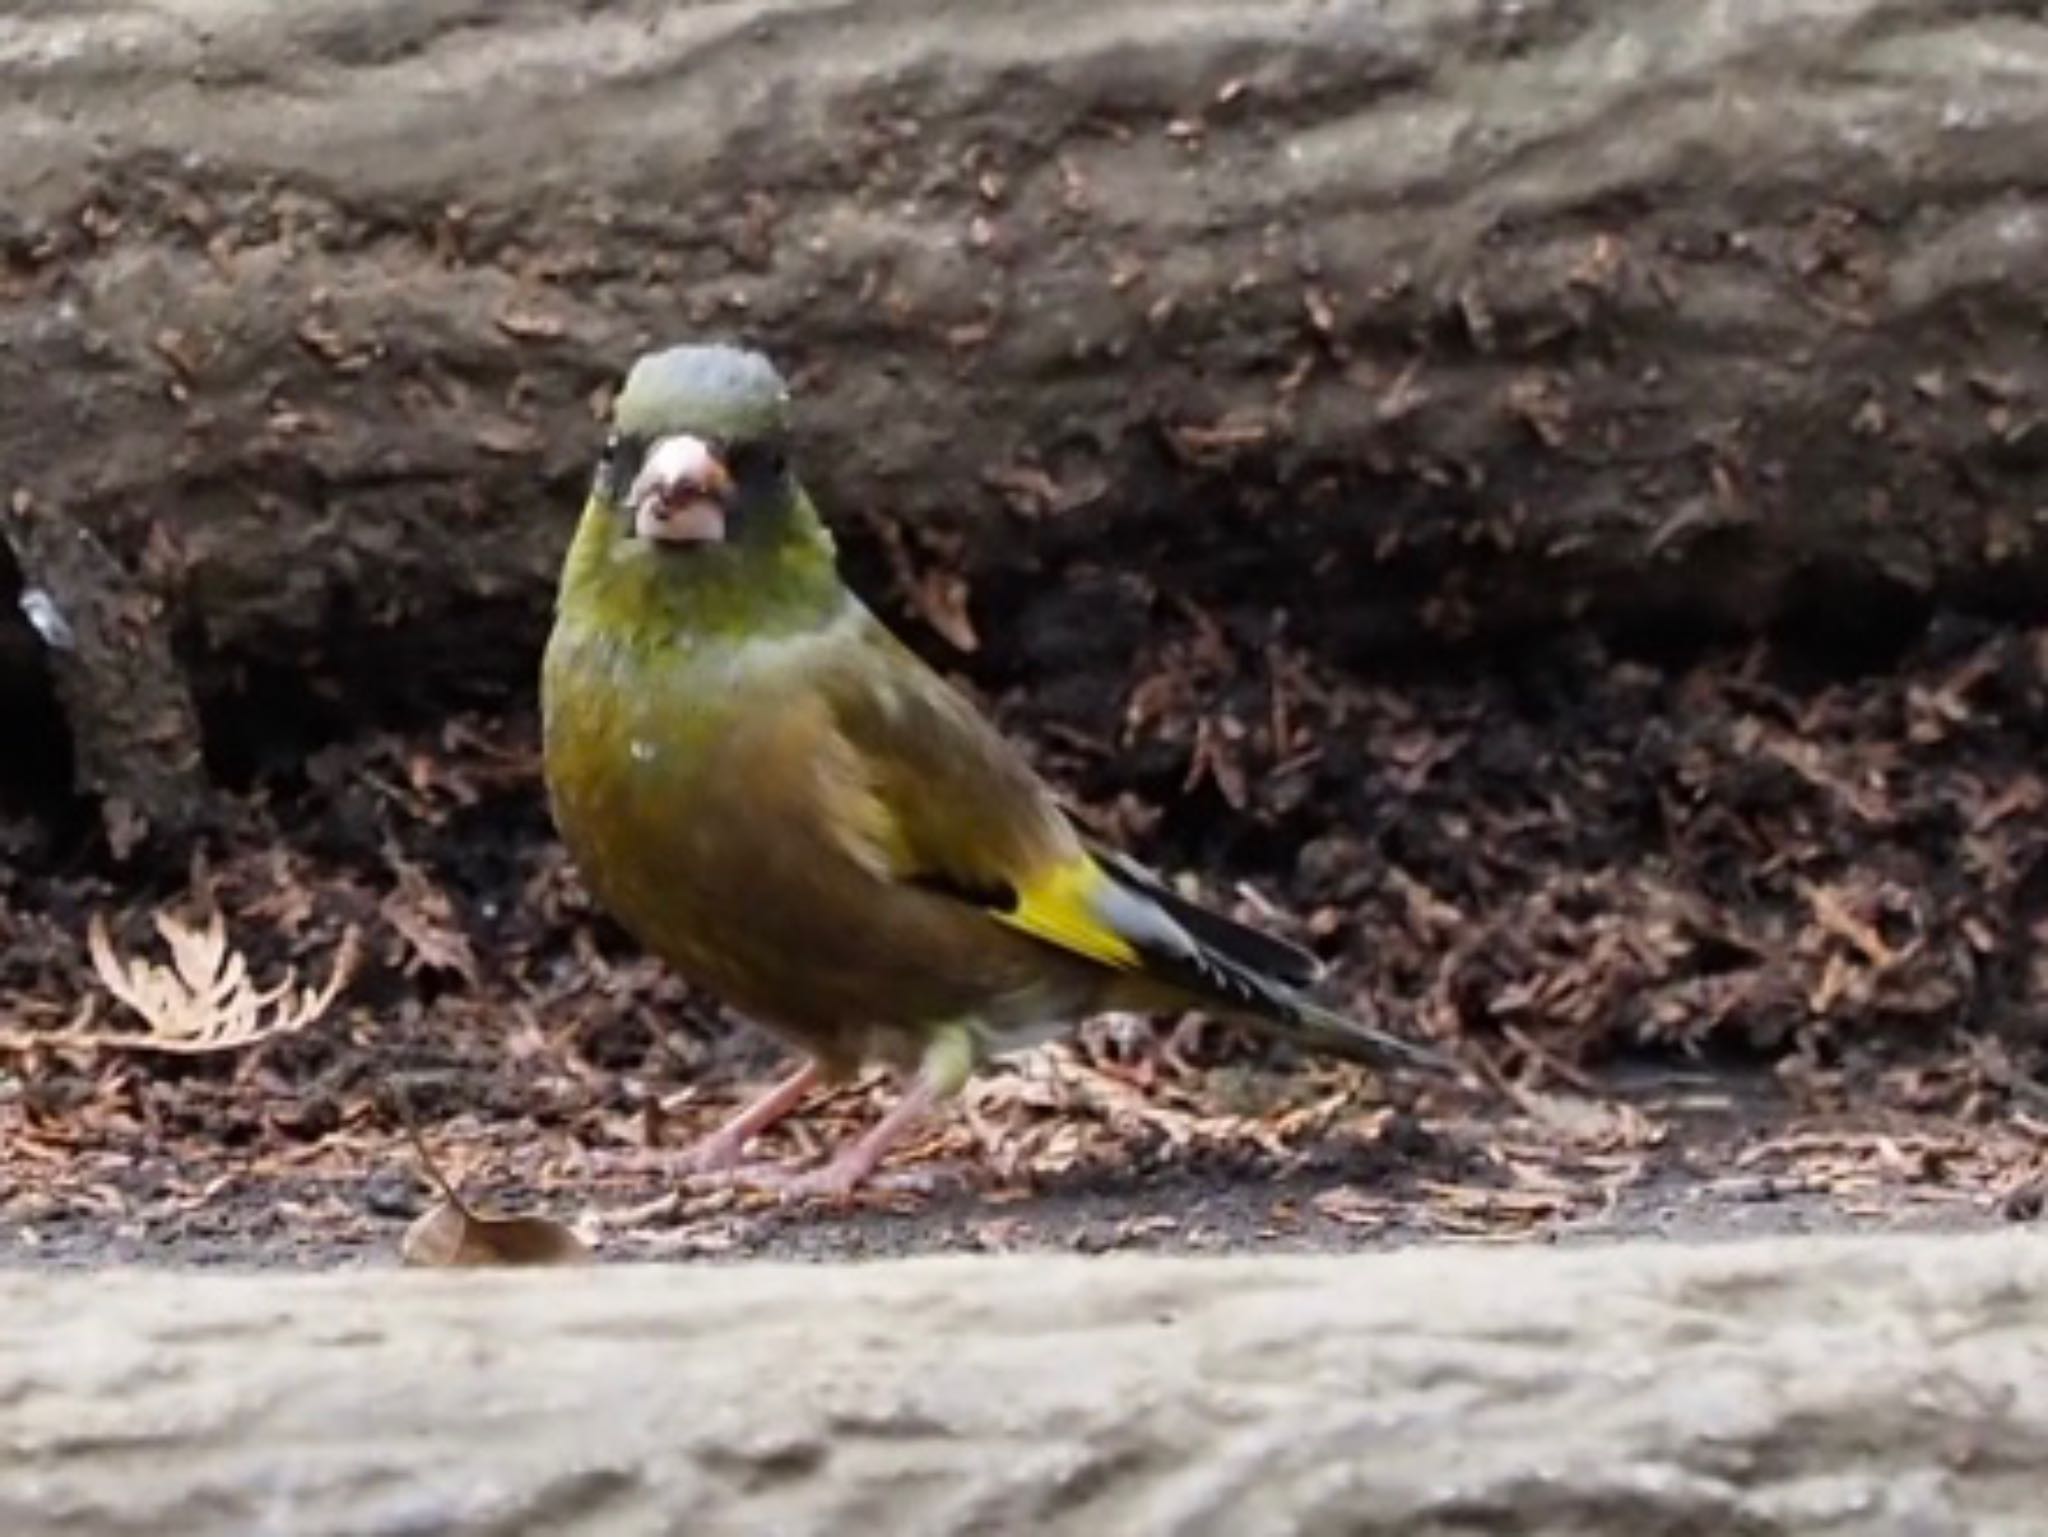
top-left (1801, 880), bottom-right (1900, 968)
top-left (400, 1128), bottom-right (590, 1269)
top-left (493, 304), bottom-right (566, 341)
top-left (912, 569), bottom-right (979, 652)
top-left (1168, 416), bottom-right (1270, 464)
top-left (294, 314), bottom-right (354, 364)
top-left (380, 855), bottom-right (480, 986)
top-left (1312, 1184), bottom-right (1389, 1228)
top-left (1184, 716), bottom-right (1248, 809)
top-left (402, 1200), bottom-right (592, 1268)
top-left (474, 419), bottom-right (542, 457)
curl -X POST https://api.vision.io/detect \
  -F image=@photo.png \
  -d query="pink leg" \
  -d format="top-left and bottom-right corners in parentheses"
top-left (681, 1060), bottom-right (820, 1174)
top-left (762, 1076), bottom-right (942, 1200)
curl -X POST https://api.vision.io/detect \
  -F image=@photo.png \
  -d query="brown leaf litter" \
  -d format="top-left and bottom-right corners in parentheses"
top-left (2, 618), bottom-right (2048, 1263)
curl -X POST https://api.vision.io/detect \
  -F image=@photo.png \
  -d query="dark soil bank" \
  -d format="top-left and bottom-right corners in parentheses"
top-left (5, 1), bottom-right (2048, 820)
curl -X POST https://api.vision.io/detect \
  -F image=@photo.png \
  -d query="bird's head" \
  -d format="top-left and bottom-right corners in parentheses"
top-left (599, 344), bottom-right (796, 550)
top-left (560, 344), bottom-right (840, 640)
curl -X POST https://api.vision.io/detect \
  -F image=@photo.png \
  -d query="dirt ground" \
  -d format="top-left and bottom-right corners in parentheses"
top-left (5, 610), bottom-right (2048, 1270)
top-left (2, 1070), bottom-right (2020, 1271)
top-left (4, 0), bottom-right (2047, 1271)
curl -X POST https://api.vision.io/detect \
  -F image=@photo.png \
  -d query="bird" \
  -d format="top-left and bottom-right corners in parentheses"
top-left (540, 343), bottom-right (1453, 1196)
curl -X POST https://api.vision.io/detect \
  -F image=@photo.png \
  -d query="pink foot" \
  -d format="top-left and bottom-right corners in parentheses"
top-left (664, 1061), bottom-right (820, 1182)
top-left (762, 1160), bottom-right (868, 1203)
top-left (762, 1161), bottom-right (949, 1203)
top-left (678, 1131), bottom-right (752, 1177)
top-left (680, 1158), bottom-right (953, 1203)
top-left (685, 1073), bottom-right (947, 1203)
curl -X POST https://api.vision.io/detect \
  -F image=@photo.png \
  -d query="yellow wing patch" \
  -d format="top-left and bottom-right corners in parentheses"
top-left (992, 856), bottom-right (1141, 971)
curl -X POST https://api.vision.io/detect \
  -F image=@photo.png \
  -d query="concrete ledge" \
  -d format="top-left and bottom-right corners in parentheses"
top-left (4, 1234), bottom-right (2046, 1534)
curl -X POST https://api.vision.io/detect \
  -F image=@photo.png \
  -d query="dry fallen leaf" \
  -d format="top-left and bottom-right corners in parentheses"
top-left (402, 1200), bottom-right (593, 1268)
top-left (1312, 1184), bottom-right (1390, 1229)
top-left (68, 910), bottom-right (356, 1054)
top-left (400, 1130), bottom-right (591, 1269)
top-left (380, 854), bottom-right (480, 986)
top-left (473, 418), bottom-right (541, 457)
top-left (493, 303), bottom-right (566, 341)
top-left (912, 568), bottom-right (979, 653)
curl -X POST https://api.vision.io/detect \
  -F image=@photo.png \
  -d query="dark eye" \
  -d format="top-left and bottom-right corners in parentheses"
top-left (734, 442), bottom-right (787, 482)
top-left (598, 432), bottom-right (641, 500)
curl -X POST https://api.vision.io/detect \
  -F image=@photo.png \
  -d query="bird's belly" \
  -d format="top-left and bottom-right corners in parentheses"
top-left (550, 742), bottom-right (1092, 1070)
top-left (550, 757), bottom-right (774, 999)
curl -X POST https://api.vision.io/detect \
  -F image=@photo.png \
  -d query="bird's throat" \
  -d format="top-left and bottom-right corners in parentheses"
top-left (559, 488), bottom-right (843, 649)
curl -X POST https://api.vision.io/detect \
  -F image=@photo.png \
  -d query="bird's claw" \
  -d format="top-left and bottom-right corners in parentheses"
top-left (764, 1166), bottom-right (866, 1205)
top-left (676, 1135), bottom-right (751, 1179)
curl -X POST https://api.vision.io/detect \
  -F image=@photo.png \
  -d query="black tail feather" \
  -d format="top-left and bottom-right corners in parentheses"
top-left (1087, 843), bottom-right (1320, 985)
top-left (1089, 842), bottom-right (1454, 1075)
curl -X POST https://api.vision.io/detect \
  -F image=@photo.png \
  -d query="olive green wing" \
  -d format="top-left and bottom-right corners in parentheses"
top-left (818, 624), bottom-right (1452, 1072)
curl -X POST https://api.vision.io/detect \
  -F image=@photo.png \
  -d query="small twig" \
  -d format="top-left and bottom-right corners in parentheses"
top-left (1502, 1024), bottom-right (1605, 1097)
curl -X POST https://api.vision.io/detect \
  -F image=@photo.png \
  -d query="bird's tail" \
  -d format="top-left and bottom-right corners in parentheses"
top-left (1233, 987), bottom-right (1457, 1075)
top-left (1083, 844), bottom-right (1456, 1076)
